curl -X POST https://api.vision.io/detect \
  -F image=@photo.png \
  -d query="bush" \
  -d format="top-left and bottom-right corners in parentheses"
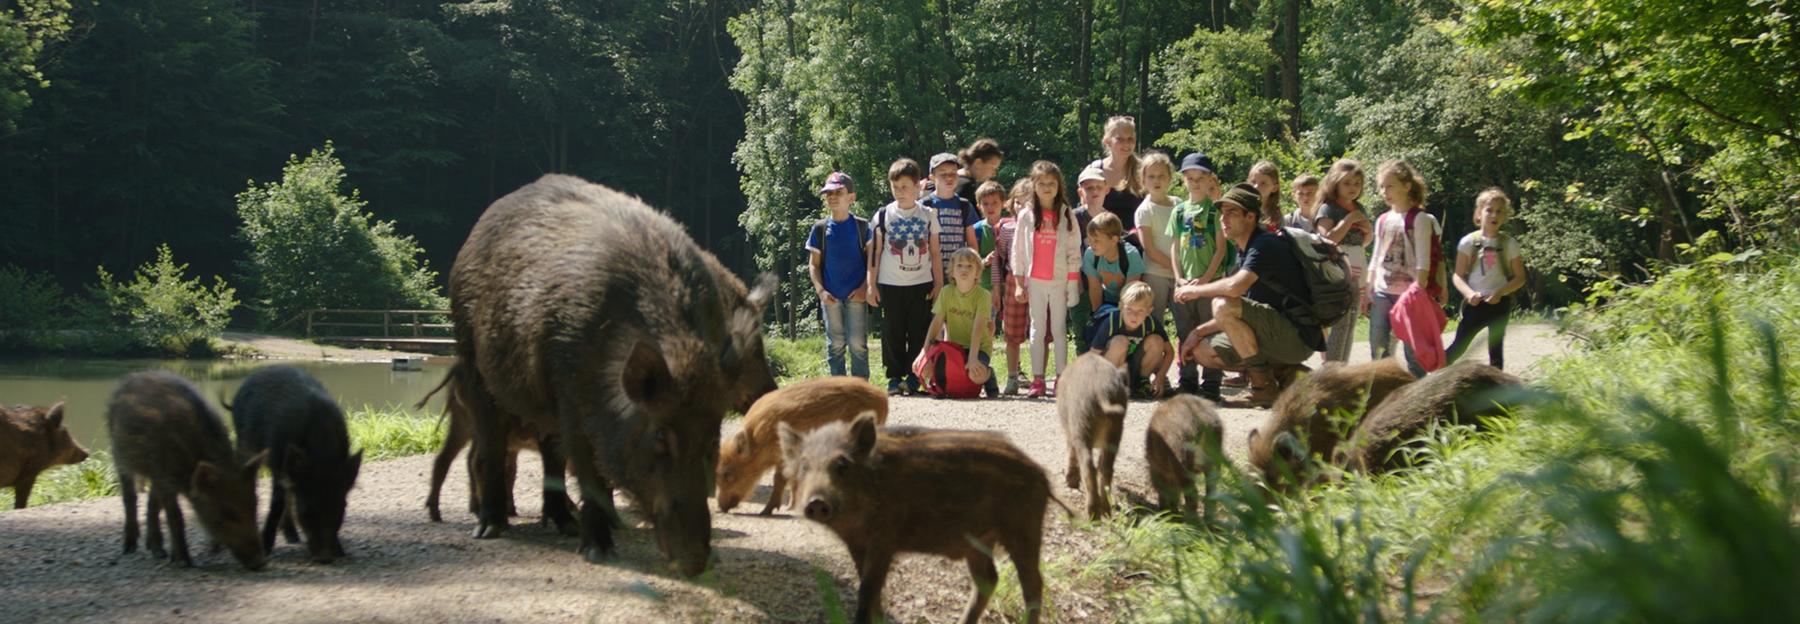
top-left (91, 244), bottom-right (238, 355)
top-left (235, 142), bottom-right (445, 326)
top-left (0, 265), bottom-right (71, 348)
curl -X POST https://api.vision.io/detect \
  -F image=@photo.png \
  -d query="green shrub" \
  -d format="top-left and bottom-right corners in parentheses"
top-left (0, 264), bottom-right (71, 348)
top-left (235, 142), bottom-right (445, 326)
top-left (91, 244), bottom-right (238, 355)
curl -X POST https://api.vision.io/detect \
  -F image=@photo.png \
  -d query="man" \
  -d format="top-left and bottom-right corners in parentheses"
top-left (1173, 183), bottom-right (1324, 407)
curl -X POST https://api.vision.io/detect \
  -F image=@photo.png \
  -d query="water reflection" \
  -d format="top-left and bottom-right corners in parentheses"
top-left (0, 358), bottom-right (455, 450)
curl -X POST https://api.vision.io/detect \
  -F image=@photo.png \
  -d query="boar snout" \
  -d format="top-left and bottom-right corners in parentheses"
top-left (716, 494), bottom-right (740, 513)
top-left (655, 497), bottom-right (714, 577)
top-left (803, 497), bottom-right (835, 522)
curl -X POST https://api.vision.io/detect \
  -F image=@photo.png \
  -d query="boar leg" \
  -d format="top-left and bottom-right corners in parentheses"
top-left (854, 549), bottom-right (895, 624)
top-left (1077, 445), bottom-right (1104, 519)
top-left (261, 486), bottom-right (287, 552)
top-left (280, 505), bottom-right (301, 544)
top-left (459, 376), bottom-right (512, 539)
top-left (1004, 528), bottom-right (1046, 624)
top-left (1098, 420), bottom-right (1123, 513)
top-left (12, 473), bottom-right (34, 509)
top-left (535, 434), bottom-right (579, 537)
top-left (157, 486), bottom-right (192, 567)
top-left (144, 487), bottom-right (166, 559)
top-left (120, 471), bottom-right (139, 554)
top-left (426, 415), bottom-right (469, 522)
top-left (760, 470), bottom-right (786, 516)
top-left (1199, 468), bottom-right (1217, 527)
top-left (561, 435), bottom-right (616, 563)
top-left (962, 553), bottom-right (999, 624)
top-left (1063, 444), bottom-right (1081, 490)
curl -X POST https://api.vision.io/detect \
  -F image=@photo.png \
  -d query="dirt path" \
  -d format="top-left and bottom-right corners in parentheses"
top-left (0, 325), bottom-right (1568, 623)
top-left (220, 332), bottom-right (436, 362)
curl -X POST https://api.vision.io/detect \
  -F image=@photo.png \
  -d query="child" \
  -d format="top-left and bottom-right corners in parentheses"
top-left (1165, 152), bottom-right (1230, 399)
top-left (1081, 212), bottom-right (1145, 336)
top-left (994, 178), bottom-right (1034, 394)
top-left (1133, 151), bottom-right (1179, 334)
top-left (955, 138), bottom-right (1005, 205)
top-left (1315, 159), bottom-right (1374, 363)
top-left (1367, 159), bottom-right (1440, 360)
top-left (1247, 161), bottom-right (1284, 230)
top-left (923, 248), bottom-right (999, 397)
top-left (1284, 174), bottom-right (1321, 231)
top-left (1068, 166), bottom-right (1108, 343)
top-left (1009, 161), bottom-right (1082, 398)
top-left (1089, 282), bottom-right (1171, 398)
top-left (972, 181), bottom-right (1008, 296)
top-left (866, 158), bottom-right (944, 396)
top-left (805, 171), bottom-right (871, 378)
top-left (926, 152), bottom-right (979, 276)
top-left (1446, 188), bottom-right (1527, 370)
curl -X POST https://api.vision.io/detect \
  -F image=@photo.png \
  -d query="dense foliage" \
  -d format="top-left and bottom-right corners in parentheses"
top-left (235, 143), bottom-right (444, 325)
top-left (92, 245), bottom-right (239, 354)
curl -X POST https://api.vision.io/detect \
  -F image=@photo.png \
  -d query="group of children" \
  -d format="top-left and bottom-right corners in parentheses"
top-left (805, 118), bottom-right (1528, 401)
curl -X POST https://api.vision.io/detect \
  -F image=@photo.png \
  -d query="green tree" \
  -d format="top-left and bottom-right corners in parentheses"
top-left (1156, 26), bottom-right (1291, 169)
top-left (92, 244), bottom-right (238, 354)
top-left (0, 0), bottom-right (73, 131)
top-left (235, 143), bottom-right (444, 325)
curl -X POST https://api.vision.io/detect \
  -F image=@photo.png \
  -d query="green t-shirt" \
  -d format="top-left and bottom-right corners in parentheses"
top-left (932, 283), bottom-right (993, 355)
top-left (973, 220), bottom-right (998, 291)
top-left (1166, 198), bottom-right (1236, 281)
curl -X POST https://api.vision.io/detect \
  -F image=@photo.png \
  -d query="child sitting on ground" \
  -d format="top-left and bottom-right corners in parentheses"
top-left (921, 248), bottom-right (998, 397)
top-left (1088, 282), bottom-right (1171, 398)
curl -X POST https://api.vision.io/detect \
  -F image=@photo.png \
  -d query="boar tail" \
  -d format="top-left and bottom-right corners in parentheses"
top-left (217, 390), bottom-right (233, 412)
top-left (1098, 400), bottom-right (1127, 418)
top-left (1046, 492), bottom-right (1078, 519)
top-left (415, 368), bottom-right (457, 410)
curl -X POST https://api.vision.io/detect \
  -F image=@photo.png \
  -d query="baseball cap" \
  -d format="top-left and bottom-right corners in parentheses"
top-left (928, 152), bottom-right (962, 172)
top-left (818, 172), bottom-right (853, 195)
top-left (1178, 152), bottom-right (1216, 174)
top-left (1076, 166), bottom-right (1107, 185)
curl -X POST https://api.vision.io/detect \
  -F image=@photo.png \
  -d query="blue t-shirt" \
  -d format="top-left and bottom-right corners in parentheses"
top-left (1236, 228), bottom-right (1327, 351)
top-left (805, 215), bottom-right (869, 301)
top-left (1080, 243), bottom-right (1146, 306)
top-left (924, 194), bottom-right (976, 266)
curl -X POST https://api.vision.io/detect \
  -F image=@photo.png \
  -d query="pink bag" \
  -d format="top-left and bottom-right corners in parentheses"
top-left (1389, 283), bottom-right (1448, 372)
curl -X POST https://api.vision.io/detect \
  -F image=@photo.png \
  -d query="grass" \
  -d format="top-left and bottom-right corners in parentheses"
top-left (1, 405), bottom-right (446, 510)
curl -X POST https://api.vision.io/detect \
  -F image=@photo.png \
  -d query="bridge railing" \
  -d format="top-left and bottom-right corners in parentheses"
top-left (298, 309), bottom-right (453, 339)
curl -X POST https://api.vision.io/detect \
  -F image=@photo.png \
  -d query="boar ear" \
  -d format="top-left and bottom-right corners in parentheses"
top-left (622, 341), bottom-right (674, 406)
top-left (747, 273), bottom-right (777, 312)
top-left (192, 461), bottom-right (222, 491)
top-left (728, 428), bottom-right (753, 454)
top-left (45, 402), bottom-right (65, 427)
top-left (777, 422), bottom-right (803, 466)
top-left (1247, 428), bottom-right (1262, 449)
top-left (849, 412), bottom-right (879, 460)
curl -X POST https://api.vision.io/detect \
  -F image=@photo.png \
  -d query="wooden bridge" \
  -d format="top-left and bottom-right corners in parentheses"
top-left (296, 309), bottom-right (457, 354)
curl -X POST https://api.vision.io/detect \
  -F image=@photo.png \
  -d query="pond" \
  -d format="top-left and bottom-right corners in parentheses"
top-left (0, 357), bottom-right (455, 451)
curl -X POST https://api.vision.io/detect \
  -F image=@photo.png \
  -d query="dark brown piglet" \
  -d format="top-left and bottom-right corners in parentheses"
top-left (229, 365), bottom-right (362, 564)
top-left (716, 376), bottom-right (888, 515)
top-left (109, 371), bottom-right (267, 570)
top-left (1337, 361), bottom-right (1522, 473)
top-left (781, 413), bottom-right (1065, 624)
top-left (1058, 353), bottom-right (1129, 519)
top-left (1250, 357), bottom-right (1418, 490)
top-left (1145, 395), bottom-right (1224, 524)
top-left (0, 402), bottom-right (89, 509)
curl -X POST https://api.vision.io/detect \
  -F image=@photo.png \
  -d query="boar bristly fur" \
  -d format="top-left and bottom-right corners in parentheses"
top-left (230, 365), bottom-right (362, 564)
top-left (1250, 357), bottom-right (1418, 490)
top-left (0, 402), bottom-right (88, 509)
top-left (1058, 353), bottom-right (1129, 519)
top-left (716, 376), bottom-right (888, 515)
top-left (1145, 395), bottom-right (1224, 524)
top-left (1337, 361), bottom-right (1522, 473)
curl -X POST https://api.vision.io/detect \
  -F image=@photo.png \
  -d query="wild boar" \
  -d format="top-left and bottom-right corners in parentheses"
top-left (229, 365), bottom-right (361, 564)
top-left (415, 367), bottom-right (571, 527)
top-left (781, 413), bottom-right (1064, 624)
top-left (716, 376), bottom-right (888, 515)
top-left (1058, 353), bottom-right (1129, 519)
top-left (1145, 395), bottom-right (1224, 524)
top-left (450, 174), bottom-right (773, 576)
top-left (0, 402), bottom-right (88, 509)
top-left (1337, 361), bottom-right (1522, 473)
top-left (109, 371), bottom-right (266, 570)
top-left (1249, 357), bottom-right (1417, 489)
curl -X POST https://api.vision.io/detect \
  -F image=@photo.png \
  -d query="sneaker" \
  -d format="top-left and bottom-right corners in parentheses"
top-left (904, 376), bottom-right (921, 396)
top-left (1003, 375), bottom-right (1020, 396)
top-left (887, 380), bottom-right (904, 396)
top-left (1177, 379), bottom-right (1202, 396)
top-left (1198, 386), bottom-right (1223, 403)
top-left (984, 382), bottom-right (1001, 398)
top-left (1223, 372), bottom-right (1250, 388)
top-left (1027, 379), bottom-right (1047, 398)
top-left (1048, 377), bottom-right (1059, 398)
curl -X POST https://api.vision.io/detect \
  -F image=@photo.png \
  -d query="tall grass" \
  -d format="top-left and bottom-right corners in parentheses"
top-left (1104, 252), bottom-right (1800, 621)
top-left (1, 405), bottom-right (445, 510)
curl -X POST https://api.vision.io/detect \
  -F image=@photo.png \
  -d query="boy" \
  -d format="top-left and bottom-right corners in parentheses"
top-left (1069, 166), bottom-right (1109, 343)
top-left (1165, 152), bottom-right (1231, 400)
top-left (925, 152), bottom-right (979, 277)
top-left (923, 248), bottom-right (999, 397)
top-left (805, 171), bottom-right (871, 378)
top-left (867, 158), bottom-right (944, 396)
top-left (1089, 282), bottom-right (1171, 398)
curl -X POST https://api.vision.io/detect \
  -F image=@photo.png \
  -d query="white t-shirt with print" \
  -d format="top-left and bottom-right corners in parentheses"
top-left (874, 201), bottom-right (942, 287)
top-left (1457, 231), bottom-right (1521, 295)
top-left (1370, 210), bottom-right (1439, 296)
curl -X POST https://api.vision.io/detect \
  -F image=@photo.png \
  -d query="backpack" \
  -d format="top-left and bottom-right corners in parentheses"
top-left (812, 215), bottom-right (869, 268)
top-left (1267, 227), bottom-right (1355, 327)
top-left (1401, 208), bottom-right (1449, 303)
top-left (913, 342), bottom-right (983, 398)
top-left (1475, 232), bottom-right (1516, 283)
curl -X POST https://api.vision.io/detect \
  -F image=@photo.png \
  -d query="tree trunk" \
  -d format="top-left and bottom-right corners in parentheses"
top-left (1136, 0), bottom-right (1150, 131)
top-left (1078, 0), bottom-right (1094, 151)
top-left (936, 0), bottom-right (963, 122)
top-left (1115, 0), bottom-right (1129, 109)
top-left (1280, 0), bottom-right (1302, 136)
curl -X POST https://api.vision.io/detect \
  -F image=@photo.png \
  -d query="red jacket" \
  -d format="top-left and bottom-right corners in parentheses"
top-left (1390, 283), bottom-right (1447, 372)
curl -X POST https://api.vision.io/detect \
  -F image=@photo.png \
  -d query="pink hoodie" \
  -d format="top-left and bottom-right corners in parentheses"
top-left (1390, 282), bottom-right (1447, 372)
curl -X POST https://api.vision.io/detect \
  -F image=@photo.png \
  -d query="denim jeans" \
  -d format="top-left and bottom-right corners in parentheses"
top-left (821, 298), bottom-right (869, 378)
top-left (1369, 291), bottom-right (1401, 360)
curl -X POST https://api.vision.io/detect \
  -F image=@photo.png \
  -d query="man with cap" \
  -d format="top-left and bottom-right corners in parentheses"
top-left (924, 152), bottom-right (979, 277)
top-left (1174, 183), bottom-right (1324, 407)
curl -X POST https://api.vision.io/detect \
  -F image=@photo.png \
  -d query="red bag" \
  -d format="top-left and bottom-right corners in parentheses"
top-left (913, 342), bottom-right (983, 398)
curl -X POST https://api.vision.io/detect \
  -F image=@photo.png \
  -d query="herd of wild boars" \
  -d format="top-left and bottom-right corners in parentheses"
top-left (7, 175), bottom-right (1528, 622)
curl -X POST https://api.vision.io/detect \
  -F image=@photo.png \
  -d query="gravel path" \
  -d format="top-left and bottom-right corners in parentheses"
top-left (0, 325), bottom-right (1567, 623)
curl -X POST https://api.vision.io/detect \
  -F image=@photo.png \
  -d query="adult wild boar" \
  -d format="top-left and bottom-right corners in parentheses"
top-left (229, 365), bottom-right (362, 563)
top-left (1249, 357), bottom-right (1417, 489)
top-left (1, 402), bottom-right (89, 509)
top-left (450, 174), bottom-right (773, 576)
top-left (1336, 361), bottom-right (1522, 473)
top-left (716, 376), bottom-right (888, 515)
top-left (781, 414), bottom-right (1064, 624)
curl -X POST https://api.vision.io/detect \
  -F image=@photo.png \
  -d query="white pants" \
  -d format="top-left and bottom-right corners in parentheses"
top-left (1028, 278), bottom-right (1070, 378)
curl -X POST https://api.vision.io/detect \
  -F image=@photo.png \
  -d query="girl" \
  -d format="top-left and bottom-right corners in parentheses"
top-left (1010, 161), bottom-right (1082, 398)
top-left (1367, 159), bottom-right (1439, 360)
top-left (995, 177), bottom-right (1034, 394)
top-left (1247, 161), bottom-right (1284, 230)
top-left (1315, 159), bottom-right (1374, 362)
top-left (923, 247), bottom-right (999, 397)
top-left (955, 138), bottom-right (1005, 205)
top-left (1284, 174), bottom-right (1321, 232)
top-left (1089, 116), bottom-right (1145, 231)
top-left (1132, 152), bottom-right (1178, 329)
top-left (1445, 188), bottom-right (1527, 370)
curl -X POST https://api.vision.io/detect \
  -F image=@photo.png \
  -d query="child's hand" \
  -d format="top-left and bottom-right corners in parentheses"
top-left (1466, 292), bottom-right (1485, 306)
top-left (1359, 292), bottom-right (1372, 315)
top-left (867, 285), bottom-right (882, 307)
top-left (1064, 284), bottom-right (1080, 308)
top-left (819, 289), bottom-right (838, 305)
top-left (928, 284), bottom-right (941, 301)
top-left (1014, 283), bottom-right (1027, 303)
